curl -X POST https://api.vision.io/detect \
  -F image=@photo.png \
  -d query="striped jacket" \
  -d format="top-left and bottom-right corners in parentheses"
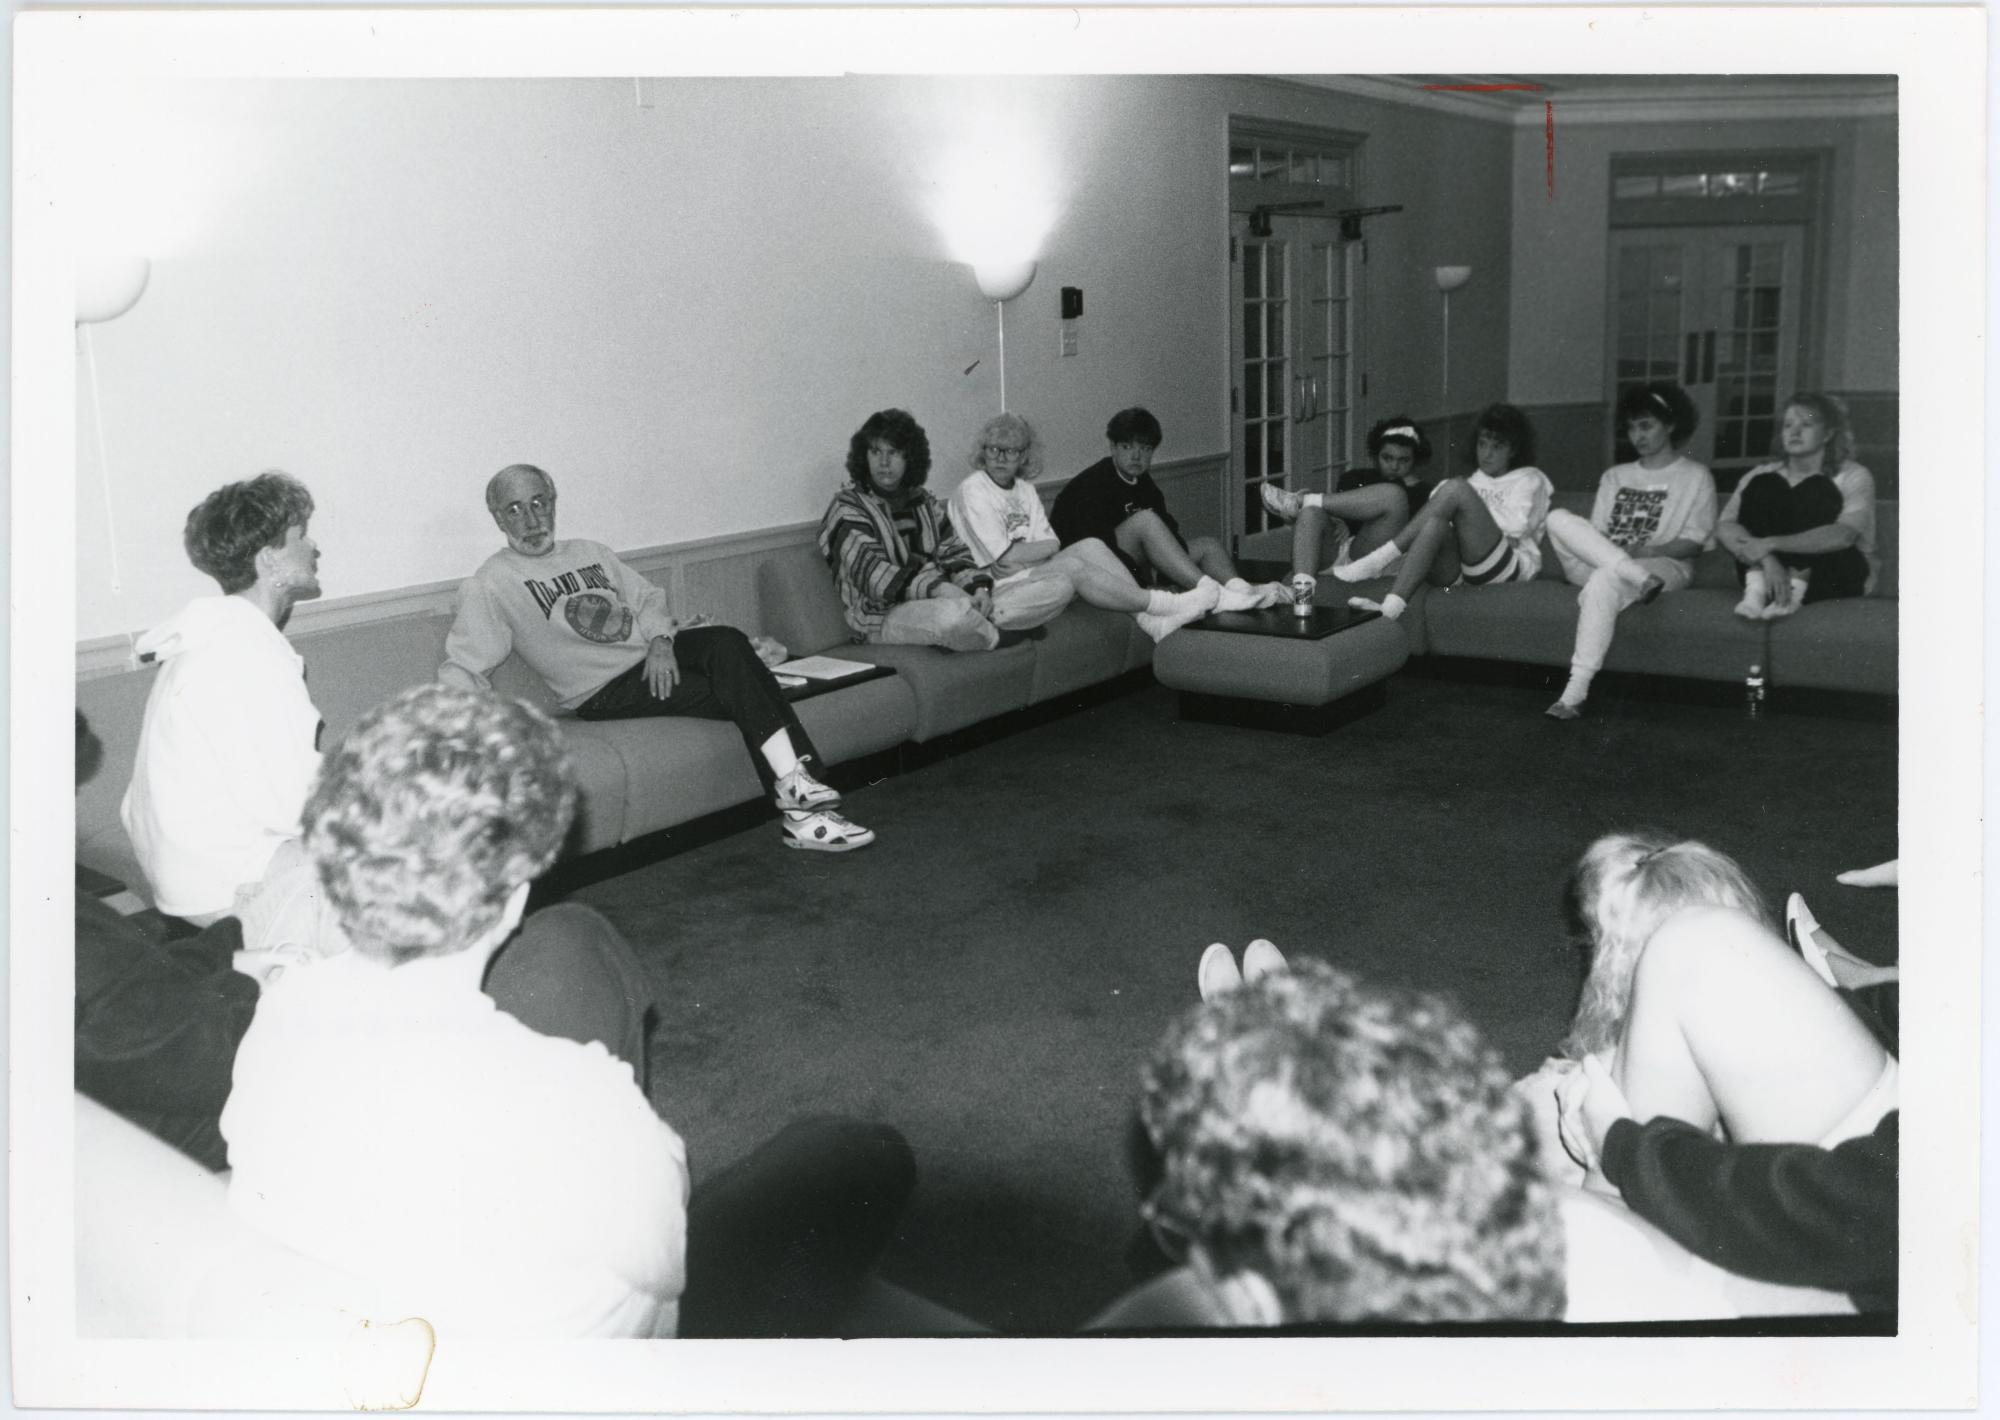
top-left (817, 483), bottom-right (993, 640)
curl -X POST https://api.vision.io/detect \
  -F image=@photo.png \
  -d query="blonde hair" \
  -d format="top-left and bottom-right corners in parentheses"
top-left (1562, 832), bottom-right (1772, 1058)
top-left (969, 412), bottom-right (1043, 481)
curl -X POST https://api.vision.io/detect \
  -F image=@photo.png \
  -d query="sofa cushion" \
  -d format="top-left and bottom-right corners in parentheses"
top-left (1765, 598), bottom-right (1899, 696)
top-left (832, 641), bottom-right (1038, 742)
top-left (793, 674), bottom-right (920, 761)
top-left (1420, 581), bottom-right (1767, 684)
top-left (758, 543), bottom-right (855, 658)
top-left (295, 612), bottom-right (456, 749)
top-left (1029, 605), bottom-right (1144, 704)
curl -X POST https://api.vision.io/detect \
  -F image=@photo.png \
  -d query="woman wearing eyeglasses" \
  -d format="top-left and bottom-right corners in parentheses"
top-left (949, 413), bottom-right (1220, 642)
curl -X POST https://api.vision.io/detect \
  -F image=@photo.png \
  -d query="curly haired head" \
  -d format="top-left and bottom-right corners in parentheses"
top-left (1141, 960), bottom-right (1565, 1323)
top-left (302, 684), bottom-right (577, 965)
top-left (1469, 404), bottom-right (1537, 470)
top-left (1365, 415), bottom-right (1433, 466)
top-left (970, 411), bottom-right (1043, 482)
top-left (1105, 407), bottom-right (1164, 449)
top-left (183, 472), bottom-right (315, 594)
top-left (1774, 392), bottom-right (1857, 467)
top-left (1561, 832), bottom-right (1772, 1058)
top-left (846, 409), bottom-right (932, 492)
top-left (1614, 382), bottom-right (1700, 447)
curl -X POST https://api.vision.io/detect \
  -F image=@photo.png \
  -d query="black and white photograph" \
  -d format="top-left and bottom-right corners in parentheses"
top-left (12, 5), bottom-right (1985, 1412)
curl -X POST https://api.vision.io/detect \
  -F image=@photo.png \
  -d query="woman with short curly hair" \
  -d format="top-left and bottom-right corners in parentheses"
top-left (1128, 959), bottom-right (1566, 1325)
top-left (122, 471), bottom-right (330, 930)
top-left (1332, 403), bottom-right (1555, 622)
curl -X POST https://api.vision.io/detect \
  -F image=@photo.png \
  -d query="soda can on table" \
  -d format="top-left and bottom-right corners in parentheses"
top-left (1289, 573), bottom-right (1317, 618)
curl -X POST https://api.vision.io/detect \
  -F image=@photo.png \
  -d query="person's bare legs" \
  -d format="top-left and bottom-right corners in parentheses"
top-left (1837, 860), bottom-right (1899, 889)
top-left (1270, 484), bottom-right (1410, 574)
top-left (1612, 905), bottom-right (1891, 1143)
top-left (1113, 510), bottom-right (1211, 589)
top-left (1181, 536), bottom-right (1239, 583)
top-left (1048, 539), bottom-right (1149, 612)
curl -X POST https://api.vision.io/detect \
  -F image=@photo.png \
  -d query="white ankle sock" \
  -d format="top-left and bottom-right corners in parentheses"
top-left (1350, 593), bottom-right (1406, 620)
top-left (1559, 669), bottom-right (1593, 707)
top-left (1301, 492), bottom-right (1324, 510)
top-left (1334, 541), bottom-right (1400, 582)
top-left (761, 730), bottom-right (801, 779)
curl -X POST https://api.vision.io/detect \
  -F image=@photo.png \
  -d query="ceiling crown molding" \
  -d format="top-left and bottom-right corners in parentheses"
top-left (1279, 73), bottom-right (1897, 128)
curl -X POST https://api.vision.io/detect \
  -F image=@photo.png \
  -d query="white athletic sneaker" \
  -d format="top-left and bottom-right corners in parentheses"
top-left (1241, 939), bottom-right (1288, 982)
top-left (772, 765), bottom-right (840, 812)
top-left (780, 809), bottom-right (876, 853)
top-left (1260, 483), bottom-right (1306, 522)
top-left (1733, 569), bottom-right (1770, 620)
top-left (1197, 942), bottom-right (1243, 1002)
top-left (1785, 892), bottom-right (1838, 990)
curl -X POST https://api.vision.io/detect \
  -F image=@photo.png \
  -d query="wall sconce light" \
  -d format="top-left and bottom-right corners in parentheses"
top-left (77, 250), bottom-right (152, 326)
top-left (972, 258), bottom-right (1038, 411)
top-left (1434, 265), bottom-right (1472, 403)
top-left (973, 257), bottom-right (1037, 304)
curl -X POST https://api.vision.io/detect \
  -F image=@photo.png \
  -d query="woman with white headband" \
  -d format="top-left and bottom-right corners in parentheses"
top-left (1543, 382), bottom-right (1718, 720)
top-left (1258, 414), bottom-right (1435, 582)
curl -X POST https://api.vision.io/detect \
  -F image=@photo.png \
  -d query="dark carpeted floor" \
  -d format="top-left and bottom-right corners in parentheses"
top-left (571, 673), bottom-right (1898, 1333)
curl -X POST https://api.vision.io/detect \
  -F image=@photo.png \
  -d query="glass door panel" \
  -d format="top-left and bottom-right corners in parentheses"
top-left (1233, 221), bottom-right (1292, 537)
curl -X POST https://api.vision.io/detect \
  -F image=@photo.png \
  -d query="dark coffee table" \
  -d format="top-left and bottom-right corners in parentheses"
top-left (1187, 604), bottom-right (1381, 640)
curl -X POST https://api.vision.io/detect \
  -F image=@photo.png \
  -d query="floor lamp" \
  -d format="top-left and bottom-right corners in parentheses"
top-left (975, 258), bottom-right (1037, 411)
top-left (1434, 265), bottom-right (1471, 462)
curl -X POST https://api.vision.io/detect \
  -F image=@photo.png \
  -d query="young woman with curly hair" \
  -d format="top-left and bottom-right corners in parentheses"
top-left (1715, 393), bottom-right (1878, 619)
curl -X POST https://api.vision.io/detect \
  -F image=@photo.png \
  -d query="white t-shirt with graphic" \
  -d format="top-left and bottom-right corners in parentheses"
top-left (948, 469), bottom-right (1058, 571)
top-left (1591, 457), bottom-right (1719, 574)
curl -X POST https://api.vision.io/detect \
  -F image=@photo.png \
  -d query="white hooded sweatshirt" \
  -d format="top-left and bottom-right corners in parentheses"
top-left (120, 596), bottom-right (324, 917)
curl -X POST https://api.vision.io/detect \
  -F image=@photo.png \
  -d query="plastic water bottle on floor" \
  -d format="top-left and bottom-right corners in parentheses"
top-left (1744, 663), bottom-right (1766, 718)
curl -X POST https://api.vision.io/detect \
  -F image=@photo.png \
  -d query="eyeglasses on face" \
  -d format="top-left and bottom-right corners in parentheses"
top-left (984, 444), bottom-right (1027, 461)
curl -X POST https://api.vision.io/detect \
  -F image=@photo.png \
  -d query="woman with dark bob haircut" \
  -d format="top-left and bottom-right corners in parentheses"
top-left (1542, 382), bottom-right (1718, 720)
top-left (1714, 393), bottom-right (1877, 619)
top-left (819, 408), bottom-right (1071, 650)
top-left (1259, 413), bottom-right (1437, 583)
top-left (123, 472), bottom-right (337, 954)
top-left (1331, 402), bottom-right (1554, 622)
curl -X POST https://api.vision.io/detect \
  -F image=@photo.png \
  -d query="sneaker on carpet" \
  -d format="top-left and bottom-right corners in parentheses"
top-left (1241, 939), bottom-right (1288, 982)
top-left (772, 765), bottom-right (840, 812)
top-left (1259, 482), bottom-right (1305, 522)
top-left (1785, 892), bottom-right (1838, 989)
top-left (780, 808), bottom-right (876, 853)
top-left (1197, 942), bottom-right (1242, 1002)
top-left (1544, 700), bottom-right (1582, 721)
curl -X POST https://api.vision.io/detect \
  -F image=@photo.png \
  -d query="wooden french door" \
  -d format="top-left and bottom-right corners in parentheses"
top-left (1607, 225), bottom-right (1805, 476)
top-left (1231, 215), bottom-right (1360, 541)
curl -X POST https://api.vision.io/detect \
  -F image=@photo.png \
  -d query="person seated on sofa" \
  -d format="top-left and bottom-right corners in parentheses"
top-left (1333, 403), bottom-right (1555, 623)
top-left (1550, 834), bottom-right (1895, 1191)
top-left (1051, 406), bottom-right (1286, 613)
top-left (948, 412), bottom-right (1219, 643)
top-left (1558, 916), bottom-right (1897, 1315)
top-left (1258, 414), bottom-right (1436, 584)
top-left (1542, 382), bottom-right (1719, 721)
top-left (121, 471), bottom-right (346, 972)
top-left (77, 710), bottom-right (258, 1173)
top-left (222, 683), bottom-right (917, 1337)
top-left (441, 463), bottom-right (872, 854)
top-left (1714, 393), bottom-right (1877, 620)
top-left (1093, 951), bottom-right (1565, 1328)
top-left (819, 408), bottom-right (1073, 653)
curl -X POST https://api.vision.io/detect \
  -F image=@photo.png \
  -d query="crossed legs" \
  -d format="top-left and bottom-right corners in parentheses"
top-left (1269, 484), bottom-right (1412, 575)
top-left (1112, 510), bottom-right (1238, 588)
top-left (1544, 510), bottom-right (1688, 717)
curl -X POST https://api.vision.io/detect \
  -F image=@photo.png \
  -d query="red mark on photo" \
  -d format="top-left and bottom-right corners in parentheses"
top-left (1545, 100), bottom-right (1557, 199)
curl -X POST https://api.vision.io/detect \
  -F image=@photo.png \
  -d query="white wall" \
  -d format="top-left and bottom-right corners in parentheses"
top-left (75, 75), bottom-right (1514, 642)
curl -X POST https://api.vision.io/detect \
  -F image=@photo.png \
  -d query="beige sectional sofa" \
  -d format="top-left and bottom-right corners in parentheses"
top-left (77, 545), bottom-right (1156, 900)
top-left (1243, 492), bottom-right (1899, 700)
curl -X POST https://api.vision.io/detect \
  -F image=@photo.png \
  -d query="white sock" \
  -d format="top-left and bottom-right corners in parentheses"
top-left (760, 730), bottom-right (801, 780)
top-left (1301, 492), bottom-right (1324, 510)
top-left (1215, 578), bottom-right (1263, 612)
top-left (1334, 540), bottom-right (1400, 583)
top-left (1734, 567), bottom-right (1769, 614)
top-left (1559, 668), bottom-right (1594, 707)
top-left (1349, 593), bottom-right (1406, 621)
